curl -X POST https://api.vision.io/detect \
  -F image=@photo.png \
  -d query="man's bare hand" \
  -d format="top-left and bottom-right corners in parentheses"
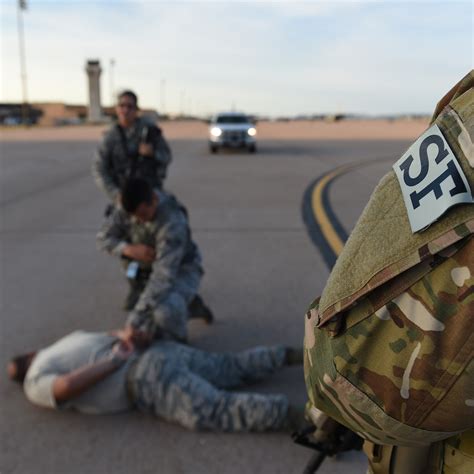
top-left (122, 244), bottom-right (156, 263)
top-left (138, 143), bottom-right (154, 157)
top-left (115, 325), bottom-right (152, 350)
top-left (111, 339), bottom-right (135, 362)
top-left (113, 326), bottom-right (134, 344)
top-left (130, 326), bottom-right (153, 349)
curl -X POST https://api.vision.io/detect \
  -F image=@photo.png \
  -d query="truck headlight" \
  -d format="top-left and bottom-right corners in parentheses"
top-left (210, 127), bottom-right (222, 137)
top-left (247, 127), bottom-right (256, 136)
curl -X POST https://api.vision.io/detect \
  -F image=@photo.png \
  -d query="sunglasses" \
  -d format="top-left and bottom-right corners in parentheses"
top-left (118, 103), bottom-right (136, 109)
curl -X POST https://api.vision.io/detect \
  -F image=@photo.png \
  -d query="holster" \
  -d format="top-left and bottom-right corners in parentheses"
top-left (364, 441), bottom-right (431, 474)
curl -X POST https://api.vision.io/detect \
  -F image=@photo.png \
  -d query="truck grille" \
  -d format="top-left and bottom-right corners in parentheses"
top-left (222, 130), bottom-right (246, 141)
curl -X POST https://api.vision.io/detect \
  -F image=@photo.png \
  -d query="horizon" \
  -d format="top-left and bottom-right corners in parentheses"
top-left (1, 1), bottom-right (472, 117)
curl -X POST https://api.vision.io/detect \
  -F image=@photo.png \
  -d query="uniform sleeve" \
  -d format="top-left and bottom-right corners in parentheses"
top-left (96, 207), bottom-right (130, 257)
top-left (127, 213), bottom-right (187, 333)
top-left (92, 131), bottom-right (120, 202)
top-left (24, 373), bottom-right (58, 409)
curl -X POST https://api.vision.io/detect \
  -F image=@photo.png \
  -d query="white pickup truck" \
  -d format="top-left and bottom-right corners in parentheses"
top-left (208, 112), bottom-right (257, 153)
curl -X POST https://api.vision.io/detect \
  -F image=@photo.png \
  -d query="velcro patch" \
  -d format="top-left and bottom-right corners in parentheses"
top-left (393, 124), bottom-right (474, 232)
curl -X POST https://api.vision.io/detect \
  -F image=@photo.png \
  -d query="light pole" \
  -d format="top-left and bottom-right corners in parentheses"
top-left (160, 78), bottom-right (166, 116)
top-left (17, 0), bottom-right (29, 124)
top-left (180, 89), bottom-right (185, 117)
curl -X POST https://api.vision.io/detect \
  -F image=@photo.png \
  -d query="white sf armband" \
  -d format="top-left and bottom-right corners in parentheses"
top-left (393, 124), bottom-right (473, 232)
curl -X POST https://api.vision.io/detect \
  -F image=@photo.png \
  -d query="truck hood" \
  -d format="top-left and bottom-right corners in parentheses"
top-left (210, 123), bottom-right (254, 131)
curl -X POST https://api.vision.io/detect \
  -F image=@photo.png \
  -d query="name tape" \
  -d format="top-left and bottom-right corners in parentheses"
top-left (393, 124), bottom-right (473, 233)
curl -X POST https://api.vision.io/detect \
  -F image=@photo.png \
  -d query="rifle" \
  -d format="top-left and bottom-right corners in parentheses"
top-left (292, 412), bottom-right (363, 473)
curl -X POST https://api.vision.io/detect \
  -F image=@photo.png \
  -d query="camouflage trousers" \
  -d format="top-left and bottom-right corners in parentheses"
top-left (128, 341), bottom-right (289, 431)
top-left (127, 263), bottom-right (202, 341)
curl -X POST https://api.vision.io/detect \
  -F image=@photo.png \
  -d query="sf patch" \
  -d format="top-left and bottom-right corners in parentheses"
top-left (393, 124), bottom-right (473, 232)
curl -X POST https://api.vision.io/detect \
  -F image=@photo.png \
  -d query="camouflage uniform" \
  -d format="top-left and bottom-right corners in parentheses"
top-left (304, 71), bottom-right (474, 473)
top-left (92, 116), bottom-right (172, 202)
top-left (97, 190), bottom-right (203, 341)
top-left (129, 341), bottom-right (289, 431)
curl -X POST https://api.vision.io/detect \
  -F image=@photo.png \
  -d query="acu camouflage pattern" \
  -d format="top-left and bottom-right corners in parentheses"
top-left (126, 262), bottom-right (201, 341)
top-left (92, 116), bottom-right (172, 202)
top-left (304, 71), bottom-right (474, 449)
top-left (97, 191), bottom-right (203, 340)
top-left (130, 341), bottom-right (289, 431)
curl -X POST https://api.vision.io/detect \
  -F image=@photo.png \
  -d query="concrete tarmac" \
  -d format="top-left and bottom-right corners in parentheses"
top-left (0, 126), bottom-right (415, 474)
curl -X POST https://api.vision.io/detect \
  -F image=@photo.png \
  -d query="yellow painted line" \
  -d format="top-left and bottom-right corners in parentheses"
top-left (311, 164), bottom-right (355, 256)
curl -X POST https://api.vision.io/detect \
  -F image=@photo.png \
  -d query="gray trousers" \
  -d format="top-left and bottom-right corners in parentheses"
top-left (129, 342), bottom-right (289, 432)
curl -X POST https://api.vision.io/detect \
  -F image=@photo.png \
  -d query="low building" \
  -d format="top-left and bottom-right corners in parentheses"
top-left (0, 102), bottom-right (158, 126)
top-left (0, 103), bottom-right (43, 125)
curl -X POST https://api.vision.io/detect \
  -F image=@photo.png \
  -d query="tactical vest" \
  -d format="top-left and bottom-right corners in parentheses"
top-left (114, 119), bottom-right (165, 190)
top-left (304, 71), bottom-right (474, 472)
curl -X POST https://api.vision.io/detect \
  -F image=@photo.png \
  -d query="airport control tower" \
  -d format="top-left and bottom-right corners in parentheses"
top-left (85, 60), bottom-right (102, 122)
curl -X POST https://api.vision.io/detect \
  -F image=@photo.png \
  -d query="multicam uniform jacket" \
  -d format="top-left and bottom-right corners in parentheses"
top-left (93, 116), bottom-right (172, 202)
top-left (304, 71), bottom-right (474, 458)
top-left (97, 191), bottom-right (202, 335)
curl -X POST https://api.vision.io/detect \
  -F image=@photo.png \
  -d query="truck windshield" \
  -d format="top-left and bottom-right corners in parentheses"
top-left (215, 115), bottom-right (248, 124)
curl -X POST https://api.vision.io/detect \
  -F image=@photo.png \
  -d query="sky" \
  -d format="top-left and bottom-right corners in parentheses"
top-left (1, 0), bottom-right (472, 117)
